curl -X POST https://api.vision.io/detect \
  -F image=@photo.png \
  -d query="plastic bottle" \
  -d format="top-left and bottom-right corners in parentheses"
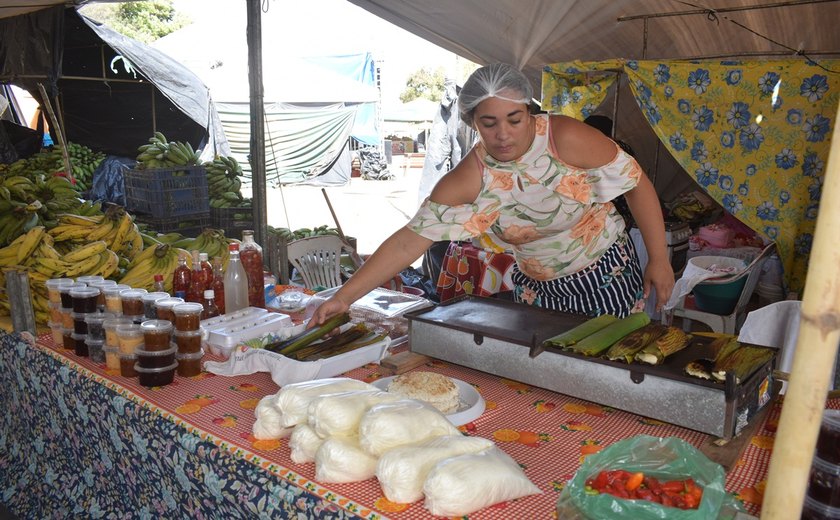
top-left (240, 229), bottom-right (266, 308)
top-left (224, 243), bottom-right (249, 314)
top-left (211, 256), bottom-right (226, 315)
top-left (199, 252), bottom-right (213, 289)
top-left (186, 250), bottom-right (205, 303)
top-left (201, 289), bottom-right (220, 320)
top-left (172, 253), bottom-right (191, 299)
top-left (153, 274), bottom-right (166, 293)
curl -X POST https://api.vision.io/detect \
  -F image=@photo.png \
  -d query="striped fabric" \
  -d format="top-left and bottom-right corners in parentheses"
top-left (512, 233), bottom-right (644, 317)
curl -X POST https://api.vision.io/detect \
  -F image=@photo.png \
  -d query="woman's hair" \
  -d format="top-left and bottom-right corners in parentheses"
top-left (458, 63), bottom-right (534, 127)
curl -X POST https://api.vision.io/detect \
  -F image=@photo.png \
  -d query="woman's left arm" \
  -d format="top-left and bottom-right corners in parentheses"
top-left (624, 174), bottom-right (674, 310)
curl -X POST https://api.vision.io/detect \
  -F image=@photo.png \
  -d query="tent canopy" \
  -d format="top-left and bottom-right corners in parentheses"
top-left (0, 5), bottom-right (227, 158)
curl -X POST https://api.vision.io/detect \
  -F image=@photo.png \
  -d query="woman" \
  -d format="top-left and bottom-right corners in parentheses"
top-left (311, 63), bottom-right (673, 325)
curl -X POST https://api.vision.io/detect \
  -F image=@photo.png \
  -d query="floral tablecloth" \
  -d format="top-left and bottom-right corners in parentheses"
top-left (2, 329), bottom-right (836, 519)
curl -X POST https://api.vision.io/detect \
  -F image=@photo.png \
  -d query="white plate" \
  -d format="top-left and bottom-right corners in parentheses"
top-left (372, 376), bottom-right (486, 426)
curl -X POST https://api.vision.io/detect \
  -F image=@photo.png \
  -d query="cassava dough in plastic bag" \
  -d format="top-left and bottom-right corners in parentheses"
top-left (288, 424), bottom-right (325, 464)
top-left (275, 377), bottom-right (375, 428)
top-left (376, 435), bottom-right (494, 504)
top-left (253, 395), bottom-right (293, 440)
top-left (358, 399), bottom-right (461, 456)
top-left (314, 437), bottom-right (379, 483)
top-left (308, 389), bottom-right (401, 438)
top-left (423, 446), bottom-right (541, 516)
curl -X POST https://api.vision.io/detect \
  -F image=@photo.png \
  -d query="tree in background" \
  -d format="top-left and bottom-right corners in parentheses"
top-left (79, 0), bottom-right (189, 43)
top-left (400, 66), bottom-right (447, 103)
top-left (400, 60), bottom-right (480, 103)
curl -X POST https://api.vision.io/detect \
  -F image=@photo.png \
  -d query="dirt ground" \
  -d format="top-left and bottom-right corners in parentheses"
top-left (264, 155), bottom-right (424, 264)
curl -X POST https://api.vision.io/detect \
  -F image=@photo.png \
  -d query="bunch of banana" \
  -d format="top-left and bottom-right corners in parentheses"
top-left (118, 243), bottom-right (189, 292)
top-left (151, 228), bottom-right (233, 268)
top-left (48, 206), bottom-right (144, 261)
top-left (0, 226), bottom-right (119, 324)
top-left (47, 142), bottom-right (106, 192)
top-left (0, 178), bottom-right (43, 247)
top-left (0, 172), bottom-right (92, 247)
top-left (268, 224), bottom-right (340, 242)
top-left (0, 142), bottom-right (104, 193)
top-left (135, 132), bottom-right (200, 169)
top-left (206, 155), bottom-right (251, 209)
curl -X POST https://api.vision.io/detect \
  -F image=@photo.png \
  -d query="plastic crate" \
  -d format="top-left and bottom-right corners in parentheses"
top-left (124, 165), bottom-right (209, 219)
top-left (210, 206), bottom-right (253, 240)
top-left (135, 213), bottom-right (211, 237)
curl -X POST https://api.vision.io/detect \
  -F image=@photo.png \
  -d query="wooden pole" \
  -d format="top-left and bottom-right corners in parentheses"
top-left (246, 0), bottom-right (268, 252)
top-left (321, 188), bottom-right (364, 269)
top-left (36, 83), bottom-right (73, 184)
top-left (761, 100), bottom-right (840, 517)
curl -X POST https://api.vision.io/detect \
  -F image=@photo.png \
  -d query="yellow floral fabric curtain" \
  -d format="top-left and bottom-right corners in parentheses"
top-left (542, 59), bottom-right (840, 293)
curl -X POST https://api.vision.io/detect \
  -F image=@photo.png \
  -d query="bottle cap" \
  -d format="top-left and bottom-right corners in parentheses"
top-left (153, 274), bottom-right (164, 282)
top-left (204, 290), bottom-right (215, 299)
top-left (228, 243), bottom-right (239, 252)
top-left (199, 252), bottom-right (209, 261)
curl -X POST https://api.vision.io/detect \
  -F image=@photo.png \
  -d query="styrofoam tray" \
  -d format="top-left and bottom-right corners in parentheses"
top-left (371, 376), bottom-right (485, 426)
top-left (205, 312), bottom-right (292, 351)
top-left (201, 307), bottom-right (268, 331)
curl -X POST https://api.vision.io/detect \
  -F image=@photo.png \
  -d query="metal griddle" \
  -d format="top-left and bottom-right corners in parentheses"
top-left (405, 296), bottom-right (776, 439)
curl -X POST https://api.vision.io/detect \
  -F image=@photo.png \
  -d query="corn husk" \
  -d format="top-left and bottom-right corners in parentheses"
top-left (635, 327), bottom-right (691, 365)
top-left (605, 323), bottom-right (668, 363)
top-left (569, 312), bottom-right (650, 357)
top-left (712, 345), bottom-right (775, 383)
top-left (543, 314), bottom-right (618, 349)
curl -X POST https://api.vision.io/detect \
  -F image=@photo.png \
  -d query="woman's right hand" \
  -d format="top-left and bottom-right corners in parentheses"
top-left (307, 295), bottom-right (351, 329)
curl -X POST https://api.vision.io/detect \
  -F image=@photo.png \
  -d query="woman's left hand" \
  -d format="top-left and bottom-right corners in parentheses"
top-left (643, 258), bottom-right (675, 311)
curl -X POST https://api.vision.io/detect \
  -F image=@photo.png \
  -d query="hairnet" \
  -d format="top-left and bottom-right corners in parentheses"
top-left (458, 63), bottom-right (533, 127)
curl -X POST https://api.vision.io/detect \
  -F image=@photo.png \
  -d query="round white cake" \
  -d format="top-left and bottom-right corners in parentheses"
top-left (386, 371), bottom-right (461, 414)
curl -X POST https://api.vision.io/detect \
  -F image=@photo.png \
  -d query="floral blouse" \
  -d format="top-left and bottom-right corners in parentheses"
top-left (407, 114), bottom-right (643, 281)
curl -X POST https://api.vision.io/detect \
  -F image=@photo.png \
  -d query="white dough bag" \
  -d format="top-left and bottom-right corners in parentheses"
top-left (423, 447), bottom-right (542, 517)
top-left (358, 399), bottom-right (461, 456)
top-left (314, 437), bottom-right (379, 483)
top-left (376, 434), bottom-right (494, 504)
top-left (307, 389), bottom-right (401, 438)
top-left (273, 377), bottom-right (375, 428)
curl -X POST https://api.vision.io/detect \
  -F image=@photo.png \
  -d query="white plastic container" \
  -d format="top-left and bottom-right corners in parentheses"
top-left (204, 312), bottom-right (292, 357)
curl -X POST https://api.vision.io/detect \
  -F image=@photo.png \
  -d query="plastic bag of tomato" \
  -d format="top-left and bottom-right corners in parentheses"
top-left (556, 435), bottom-right (746, 519)
top-left (585, 470), bottom-right (705, 509)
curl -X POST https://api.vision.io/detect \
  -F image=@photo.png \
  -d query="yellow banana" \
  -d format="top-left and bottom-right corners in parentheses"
top-left (110, 214), bottom-right (133, 252)
top-left (118, 256), bottom-right (157, 287)
top-left (57, 214), bottom-right (103, 226)
top-left (37, 243), bottom-right (61, 261)
top-left (97, 249), bottom-right (120, 279)
top-left (125, 228), bottom-right (144, 260)
top-left (48, 224), bottom-right (93, 242)
top-left (34, 256), bottom-right (70, 275)
top-left (64, 252), bottom-right (103, 278)
top-left (16, 226), bottom-right (46, 264)
top-left (86, 218), bottom-right (115, 242)
top-left (64, 241), bottom-right (108, 263)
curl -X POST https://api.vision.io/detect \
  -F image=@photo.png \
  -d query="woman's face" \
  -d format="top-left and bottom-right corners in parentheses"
top-left (472, 96), bottom-right (532, 162)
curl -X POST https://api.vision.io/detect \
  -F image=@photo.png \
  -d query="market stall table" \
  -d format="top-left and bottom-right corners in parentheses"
top-left (436, 242), bottom-right (516, 302)
top-left (2, 329), bottom-right (835, 518)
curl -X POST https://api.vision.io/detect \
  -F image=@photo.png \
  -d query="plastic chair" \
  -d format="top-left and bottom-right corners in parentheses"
top-left (286, 235), bottom-right (345, 290)
top-left (666, 243), bottom-right (777, 334)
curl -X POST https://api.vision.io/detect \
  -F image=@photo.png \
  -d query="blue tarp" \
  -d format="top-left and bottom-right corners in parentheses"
top-left (303, 53), bottom-right (380, 146)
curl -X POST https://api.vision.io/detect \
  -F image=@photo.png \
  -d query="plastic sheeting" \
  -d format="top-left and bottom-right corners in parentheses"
top-left (0, 7), bottom-right (228, 159)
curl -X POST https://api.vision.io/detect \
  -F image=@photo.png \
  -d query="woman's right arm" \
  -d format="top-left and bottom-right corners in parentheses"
top-left (309, 227), bottom-right (433, 326)
top-left (309, 151), bottom-right (484, 327)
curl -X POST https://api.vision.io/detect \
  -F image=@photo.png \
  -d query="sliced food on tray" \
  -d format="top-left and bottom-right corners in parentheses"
top-left (634, 327), bottom-right (692, 365)
top-left (605, 322), bottom-right (669, 363)
top-left (712, 344), bottom-right (775, 383)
